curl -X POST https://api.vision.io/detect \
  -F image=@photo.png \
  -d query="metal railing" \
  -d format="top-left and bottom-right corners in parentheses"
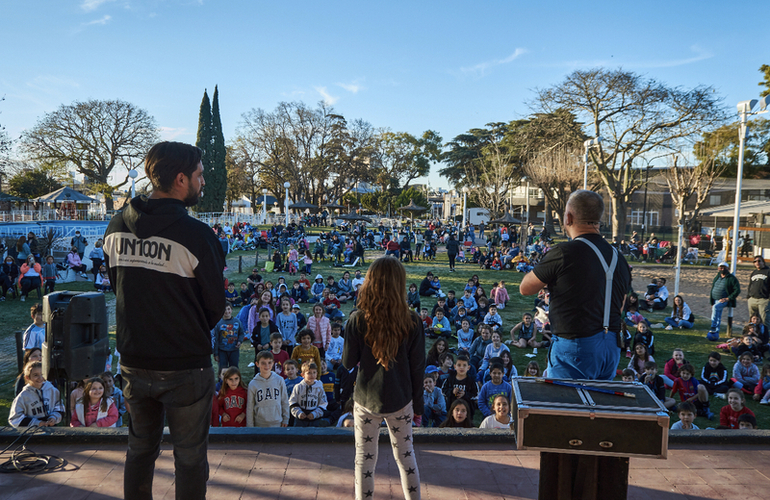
top-left (0, 209), bottom-right (109, 222)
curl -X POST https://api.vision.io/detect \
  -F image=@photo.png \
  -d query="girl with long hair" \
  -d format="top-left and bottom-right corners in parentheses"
top-left (342, 257), bottom-right (424, 500)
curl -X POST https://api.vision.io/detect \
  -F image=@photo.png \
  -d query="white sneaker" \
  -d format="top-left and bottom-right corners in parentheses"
top-left (760, 399), bottom-right (769, 405)
top-left (20, 296), bottom-right (25, 302)
top-left (665, 325), bottom-right (673, 330)
top-left (714, 393), bottom-right (726, 400)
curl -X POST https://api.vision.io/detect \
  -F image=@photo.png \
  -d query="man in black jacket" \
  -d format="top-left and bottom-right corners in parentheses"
top-left (104, 142), bottom-right (225, 500)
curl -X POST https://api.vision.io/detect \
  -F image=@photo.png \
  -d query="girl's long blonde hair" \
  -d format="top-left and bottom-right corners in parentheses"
top-left (356, 257), bottom-right (414, 370)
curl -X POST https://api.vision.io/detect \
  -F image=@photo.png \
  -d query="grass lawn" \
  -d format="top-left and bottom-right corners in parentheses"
top-left (1, 243), bottom-right (766, 431)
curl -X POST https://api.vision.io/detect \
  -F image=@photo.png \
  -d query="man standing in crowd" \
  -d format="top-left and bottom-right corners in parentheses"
top-left (104, 142), bottom-right (225, 500)
top-left (519, 190), bottom-right (630, 381)
top-left (71, 230), bottom-right (87, 260)
top-left (747, 255), bottom-right (770, 331)
top-left (708, 262), bottom-right (741, 337)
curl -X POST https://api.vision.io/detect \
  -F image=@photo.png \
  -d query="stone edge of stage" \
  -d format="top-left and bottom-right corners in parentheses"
top-left (1, 427), bottom-right (769, 446)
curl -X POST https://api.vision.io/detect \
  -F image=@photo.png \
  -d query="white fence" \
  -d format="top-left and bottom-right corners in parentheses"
top-left (0, 209), bottom-right (108, 222)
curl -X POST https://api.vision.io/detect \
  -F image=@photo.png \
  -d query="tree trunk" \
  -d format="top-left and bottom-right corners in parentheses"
top-left (104, 193), bottom-right (114, 211)
top-left (544, 197), bottom-right (556, 236)
top-left (610, 195), bottom-right (627, 238)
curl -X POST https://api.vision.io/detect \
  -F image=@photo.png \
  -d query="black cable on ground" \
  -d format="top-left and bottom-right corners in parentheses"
top-left (0, 426), bottom-right (79, 474)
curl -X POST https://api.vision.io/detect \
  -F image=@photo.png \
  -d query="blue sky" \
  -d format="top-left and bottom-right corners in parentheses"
top-left (1, 0), bottom-right (769, 188)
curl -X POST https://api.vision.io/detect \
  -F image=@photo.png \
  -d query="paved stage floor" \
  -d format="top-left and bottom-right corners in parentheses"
top-left (1, 442), bottom-right (769, 499)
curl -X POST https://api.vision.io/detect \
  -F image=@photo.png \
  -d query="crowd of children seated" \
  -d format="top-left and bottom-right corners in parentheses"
top-left (8, 243), bottom-right (768, 434)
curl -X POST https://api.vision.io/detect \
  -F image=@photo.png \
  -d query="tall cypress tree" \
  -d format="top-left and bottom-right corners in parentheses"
top-left (194, 89), bottom-right (212, 212)
top-left (209, 85), bottom-right (227, 212)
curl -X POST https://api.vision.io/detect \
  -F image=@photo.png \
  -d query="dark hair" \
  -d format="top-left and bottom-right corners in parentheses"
top-left (284, 359), bottom-right (299, 370)
top-left (644, 361), bottom-right (658, 370)
top-left (256, 350), bottom-right (274, 362)
top-left (621, 368), bottom-right (636, 378)
top-left (144, 141), bottom-right (202, 193)
top-left (456, 354), bottom-right (470, 364)
top-left (677, 401), bottom-right (696, 415)
top-left (708, 351), bottom-right (721, 361)
top-left (438, 352), bottom-right (454, 364)
top-left (269, 332), bottom-right (283, 342)
top-left (296, 328), bottom-right (315, 343)
top-left (678, 363), bottom-right (694, 376)
top-left (737, 413), bottom-right (757, 428)
top-left (30, 303), bottom-right (43, 317)
top-left (489, 362), bottom-right (505, 373)
top-left (22, 348), bottom-right (42, 367)
top-left (439, 399), bottom-right (473, 428)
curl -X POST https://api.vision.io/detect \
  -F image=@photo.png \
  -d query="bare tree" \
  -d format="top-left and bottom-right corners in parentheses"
top-left (533, 68), bottom-right (726, 237)
top-left (20, 99), bottom-right (159, 210)
top-left (464, 136), bottom-right (517, 220)
top-left (661, 153), bottom-right (725, 232)
top-left (522, 148), bottom-right (586, 227)
top-left (235, 102), bottom-right (382, 207)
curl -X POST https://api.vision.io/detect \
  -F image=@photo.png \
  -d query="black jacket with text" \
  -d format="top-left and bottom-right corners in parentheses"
top-left (104, 196), bottom-right (226, 371)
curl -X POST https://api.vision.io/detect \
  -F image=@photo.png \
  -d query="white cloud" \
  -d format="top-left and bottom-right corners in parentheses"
top-left (81, 0), bottom-right (114, 11)
top-left (559, 45), bottom-right (713, 70)
top-left (26, 75), bottom-right (80, 94)
top-left (315, 86), bottom-right (339, 105)
top-left (337, 80), bottom-right (364, 93)
top-left (461, 48), bottom-right (527, 76)
top-left (158, 127), bottom-right (191, 141)
top-left (84, 15), bottom-right (112, 26)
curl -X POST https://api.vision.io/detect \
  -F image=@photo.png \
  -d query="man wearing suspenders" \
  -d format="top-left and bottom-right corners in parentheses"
top-left (519, 190), bottom-right (631, 381)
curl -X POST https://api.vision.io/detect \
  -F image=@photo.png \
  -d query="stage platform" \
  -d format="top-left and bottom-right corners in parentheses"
top-left (1, 440), bottom-right (769, 499)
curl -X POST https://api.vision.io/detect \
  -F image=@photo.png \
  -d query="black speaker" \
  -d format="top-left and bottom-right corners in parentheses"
top-left (42, 291), bottom-right (110, 382)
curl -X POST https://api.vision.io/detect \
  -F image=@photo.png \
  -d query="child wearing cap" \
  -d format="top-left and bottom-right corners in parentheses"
top-left (292, 303), bottom-right (307, 330)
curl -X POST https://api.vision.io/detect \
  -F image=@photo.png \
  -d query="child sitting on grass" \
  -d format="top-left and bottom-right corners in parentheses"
top-left (70, 377), bottom-right (119, 428)
top-left (422, 374), bottom-right (447, 427)
top-left (479, 394), bottom-right (513, 429)
top-left (700, 351), bottom-right (731, 398)
top-left (289, 361), bottom-right (329, 427)
top-left (291, 329), bottom-right (322, 369)
top-left (671, 363), bottom-right (712, 419)
top-left (671, 401), bottom-right (699, 430)
top-left (719, 388), bottom-right (755, 429)
top-left (478, 363), bottom-right (512, 418)
top-left (9, 361), bottom-right (64, 427)
top-left (247, 350), bottom-right (290, 428)
top-left (439, 399), bottom-right (473, 428)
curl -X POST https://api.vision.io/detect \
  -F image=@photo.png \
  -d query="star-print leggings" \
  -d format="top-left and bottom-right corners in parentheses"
top-left (354, 401), bottom-right (420, 499)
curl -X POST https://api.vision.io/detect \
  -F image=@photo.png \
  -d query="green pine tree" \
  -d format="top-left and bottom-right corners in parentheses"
top-left (194, 89), bottom-right (212, 212)
top-left (209, 85), bottom-right (227, 212)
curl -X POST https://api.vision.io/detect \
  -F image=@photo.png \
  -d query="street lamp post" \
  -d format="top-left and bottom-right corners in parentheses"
top-left (262, 188), bottom-right (268, 225)
top-left (128, 169), bottom-right (137, 198)
top-left (640, 164), bottom-right (652, 245)
top-left (462, 187), bottom-right (468, 232)
top-left (283, 181), bottom-right (291, 227)
top-left (583, 137), bottom-right (602, 190)
top-left (726, 96), bottom-right (769, 336)
top-left (522, 177), bottom-right (530, 225)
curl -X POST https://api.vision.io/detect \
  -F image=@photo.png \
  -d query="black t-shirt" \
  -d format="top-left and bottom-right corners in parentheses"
top-left (748, 267), bottom-right (770, 299)
top-left (533, 233), bottom-right (630, 339)
top-left (442, 371), bottom-right (478, 415)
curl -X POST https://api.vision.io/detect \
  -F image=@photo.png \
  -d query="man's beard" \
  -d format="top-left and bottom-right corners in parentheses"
top-left (184, 184), bottom-right (202, 207)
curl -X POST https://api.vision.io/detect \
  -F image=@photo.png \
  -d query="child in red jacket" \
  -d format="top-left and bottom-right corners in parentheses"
top-left (720, 388), bottom-right (755, 429)
top-left (215, 367), bottom-right (248, 427)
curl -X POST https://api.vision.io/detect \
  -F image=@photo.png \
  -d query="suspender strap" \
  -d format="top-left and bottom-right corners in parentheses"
top-left (575, 237), bottom-right (618, 332)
